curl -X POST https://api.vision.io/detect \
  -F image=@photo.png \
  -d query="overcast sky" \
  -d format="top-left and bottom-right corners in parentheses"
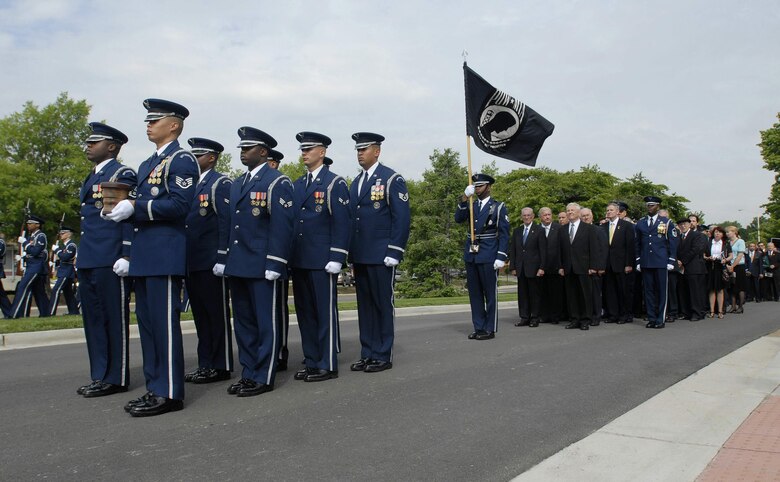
top-left (1, 0), bottom-right (778, 225)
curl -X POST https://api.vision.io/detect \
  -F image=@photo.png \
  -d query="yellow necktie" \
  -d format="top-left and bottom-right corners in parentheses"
top-left (609, 222), bottom-right (615, 244)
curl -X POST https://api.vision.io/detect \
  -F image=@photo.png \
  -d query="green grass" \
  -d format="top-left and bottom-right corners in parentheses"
top-left (0, 292), bottom-right (517, 334)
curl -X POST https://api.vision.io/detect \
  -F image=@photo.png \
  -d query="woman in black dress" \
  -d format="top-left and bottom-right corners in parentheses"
top-left (704, 226), bottom-right (732, 318)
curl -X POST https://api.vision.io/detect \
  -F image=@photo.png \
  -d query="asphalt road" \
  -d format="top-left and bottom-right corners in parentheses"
top-left (2, 301), bottom-right (779, 481)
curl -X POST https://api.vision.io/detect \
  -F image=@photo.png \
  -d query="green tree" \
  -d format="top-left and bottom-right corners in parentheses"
top-left (279, 155), bottom-right (307, 181)
top-left (397, 148), bottom-right (467, 297)
top-left (0, 92), bottom-right (91, 238)
top-left (214, 152), bottom-right (244, 179)
top-left (759, 113), bottom-right (780, 241)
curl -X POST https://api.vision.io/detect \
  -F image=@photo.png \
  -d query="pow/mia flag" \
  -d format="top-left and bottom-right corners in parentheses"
top-left (463, 63), bottom-right (554, 166)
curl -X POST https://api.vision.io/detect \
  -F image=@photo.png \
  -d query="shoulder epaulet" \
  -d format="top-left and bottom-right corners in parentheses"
top-left (210, 175), bottom-right (230, 214)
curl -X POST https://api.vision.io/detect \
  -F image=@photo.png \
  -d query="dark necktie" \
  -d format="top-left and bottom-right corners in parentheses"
top-left (522, 226), bottom-right (529, 245)
top-left (306, 173), bottom-right (313, 188)
top-left (569, 223), bottom-right (575, 242)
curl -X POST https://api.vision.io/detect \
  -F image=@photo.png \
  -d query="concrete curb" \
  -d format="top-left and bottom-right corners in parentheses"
top-left (0, 301), bottom-right (518, 350)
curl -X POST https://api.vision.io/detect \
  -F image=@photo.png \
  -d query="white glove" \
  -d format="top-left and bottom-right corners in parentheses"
top-left (493, 259), bottom-right (505, 270)
top-left (14, 254), bottom-right (22, 262)
top-left (103, 199), bottom-right (134, 222)
top-left (325, 261), bottom-right (342, 274)
top-left (113, 258), bottom-right (130, 277)
top-left (383, 257), bottom-right (399, 267)
top-left (18, 236), bottom-right (26, 244)
top-left (667, 264), bottom-right (674, 271)
top-left (265, 270), bottom-right (281, 281)
top-left (636, 265), bottom-right (642, 273)
top-left (51, 243), bottom-right (60, 252)
top-left (464, 185), bottom-right (475, 197)
top-left (212, 263), bottom-right (226, 277)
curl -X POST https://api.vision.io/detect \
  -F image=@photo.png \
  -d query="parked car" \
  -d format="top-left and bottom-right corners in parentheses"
top-left (337, 269), bottom-right (354, 287)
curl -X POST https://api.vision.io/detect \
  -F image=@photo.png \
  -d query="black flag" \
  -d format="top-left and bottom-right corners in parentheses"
top-left (464, 63), bottom-right (554, 166)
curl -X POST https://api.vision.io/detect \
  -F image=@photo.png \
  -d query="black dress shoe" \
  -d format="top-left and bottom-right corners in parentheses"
top-left (589, 321), bottom-right (600, 327)
top-left (653, 323), bottom-right (665, 329)
top-left (564, 322), bottom-right (579, 329)
top-left (77, 380), bottom-right (100, 395)
top-left (124, 392), bottom-right (153, 412)
top-left (529, 319), bottom-right (540, 327)
top-left (690, 316), bottom-right (702, 322)
top-left (304, 369), bottom-right (338, 382)
top-left (350, 358), bottom-right (372, 371)
top-left (184, 367), bottom-right (205, 383)
top-left (227, 378), bottom-right (253, 395)
top-left (83, 382), bottom-right (128, 398)
top-left (192, 368), bottom-right (231, 384)
top-left (277, 359), bottom-right (288, 372)
top-left (236, 380), bottom-right (273, 397)
top-left (514, 319), bottom-right (529, 327)
top-left (129, 395), bottom-right (183, 417)
top-left (665, 316), bottom-right (676, 323)
top-left (364, 360), bottom-right (393, 372)
top-left (645, 322), bottom-right (655, 328)
top-left (580, 324), bottom-right (589, 330)
top-left (294, 368), bottom-right (307, 380)
top-left (467, 332), bottom-right (479, 339)
top-left (474, 332), bottom-right (495, 340)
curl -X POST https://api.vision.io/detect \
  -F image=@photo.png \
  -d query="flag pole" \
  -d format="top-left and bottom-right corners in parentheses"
top-left (466, 134), bottom-right (476, 250)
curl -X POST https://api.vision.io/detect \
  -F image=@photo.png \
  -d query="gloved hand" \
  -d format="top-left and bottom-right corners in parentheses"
top-left (51, 242), bottom-right (60, 252)
top-left (383, 257), bottom-right (399, 267)
top-left (18, 236), bottom-right (26, 244)
top-left (325, 261), bottom-right (342, 274)
top-left (113, 258), bottom-right (130, 277)
top-left (493, 259), bottom-right (505, 270)
top-left (103, 199), bottom-right (134, 222)
top-left (265, 270), bottom-right (281, 281)
top-left (464, 185), bottom-right (475, 197)
top-left (212, 263), bottom-right (226, 277)
top-left (14, 254), bottom-right (22, 262)
top-left (667, 264), bottom-right (674, 271)
top-left (636, 265), bottom-right (642, 273)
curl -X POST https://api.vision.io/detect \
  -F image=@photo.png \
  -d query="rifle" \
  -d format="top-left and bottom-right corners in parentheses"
top-left (15, 199), bottom-right (30, 276)
top-left (49, 212), bottom-right (65, 279)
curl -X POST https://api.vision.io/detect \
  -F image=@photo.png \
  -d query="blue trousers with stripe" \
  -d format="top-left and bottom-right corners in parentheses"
top-left (465, 262), bottom-right (499, 334)
top-left (230, 277), bottom-right (280, 387)
top-left (292, 269), bottom-right (340, 372)
top-left (134, 276), bottom-right (185, 400)
top-left (186, 270), bottom-right (233, 371)
top-left (354, 264), bottom-right (395, 363)
top-left (10, 270), bottom-right (49, 318)
top-left (48, 276), bottom-right (79, 316)
top-left (79, 267), bottom-right (130, 386)
top-left (642, 268), bottom-right (668, 325)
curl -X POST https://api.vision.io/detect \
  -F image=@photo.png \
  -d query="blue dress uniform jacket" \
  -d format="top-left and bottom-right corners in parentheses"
top-left (76, 159), bottom-right (136, 387)
top-left (54, 240), bottom-right (77, 278)
top-left (9, 229), bottom-right (49, 318)
top-left (48, 240), bottom-right (79, 316)
top-left (349, 163), bottom-right (411, 264)
top-left (348, 163), bottom-right (411, 364)
top-left (455, 198), bottom-right (510, 335)
top-left (78, 159), bottom-right (136, 268)
top-left (130, 140), bottom-right (199, 400)
top-left (184, 169), bottom-right (234, 373)
top-left (225, 163), bottom-right (294, 387)
top-left (291, 166), bottom-right (351, 373)
top-left (185, 169), bottom-right (232, 271)
top-left (635, 215), bottom-right (679, 326)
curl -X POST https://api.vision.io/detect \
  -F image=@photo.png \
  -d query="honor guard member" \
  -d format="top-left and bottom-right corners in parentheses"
top-left (634, 196), bottom-right (679, 329)
top-left (291, 132), bottom-right (351, 382)
top-left (104, 99), bottom-right (199, 416)
top-left (0, 224), bottom-right (12, 318)
top-left (47, 226), bottom-right (80, 316)
top-left (266, 149), bottom-right (291, 371)
top-left (455, 174), bottom-right (510, 340)
top-left (224, 127), bottom-right (294, 397)
top-left (76, 122), bottom-right (135, 398)
top-left (9, 215), bottom-right (49, 318)
top-left (348, 132), bottom-right (410, 372)
top-left (183, 137), bottom-right (234, 384)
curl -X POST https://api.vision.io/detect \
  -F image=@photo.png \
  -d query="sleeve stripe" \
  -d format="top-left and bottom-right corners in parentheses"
top-left (147, 200), bottom-right (154, 221)
top-left (330, 247), bottom-right (348, 255)
top-left (498, 251), bottom-right (507, 257)
top-left (217, 250), bottom-right (227, 255)
top-left (122, 241), bottom-right (132, 246)
top-left (388, 245), bottom-right (405, 253)
top-left (267, 255), bottom-right (287, 264)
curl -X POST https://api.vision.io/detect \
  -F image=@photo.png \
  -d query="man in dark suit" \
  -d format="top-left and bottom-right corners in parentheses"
top-left (581, 208), bottom-right (607, 326)
top-left (745, 242), bottom-right (763, 302)
top-left (537, 207), bottom-right (563, 324)
top-left (104, 99), bottom-right (199, 416)
top-left (223, 127), bottom-right (294, 397)
top-left (349, 132), bottom-right (410, 372)
top-left (559, 203), bottom-right (602, 330)
top-left (676, 218), bottom-right (708, 320)
top-left (290, 132), bottom-right (351, 382)
top-left (601, 202), bottom-right (635, 324)
top-left (765, 243), bottom-right (780, 301)
top-left (183, 137), bottom-right (233, 385)
top-left (509, 207), bottom-right (546, 327)
top-left (455, 174), bottom-right (509, 339)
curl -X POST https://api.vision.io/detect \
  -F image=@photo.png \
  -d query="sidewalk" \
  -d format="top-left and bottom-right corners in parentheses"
top-left (513, 329), bottom-right (780, 481)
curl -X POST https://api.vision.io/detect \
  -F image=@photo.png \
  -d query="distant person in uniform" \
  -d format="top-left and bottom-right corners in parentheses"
top-left (348, 132), bottom-right (410, 371)
top-left (455, 173), bottom-right (509, 340)
top-left (290, 132), bottom-right (351, 382)
top-left (224, 127), bottom-right (294, 397)
top-left (75, 122), bottom-right (136, 398)
top-left (47, 226), bottom-right (80, 316)
top-left (634, 196), bottom-right (678, 328)
top-left (9, 215), bottom-right (49, 319)
top-left (183, 137), bottom-right (234, 384)
top-left (0, 224), bottom-right (12, 318)
top-left (104, 99), bottom-right (199, 416)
